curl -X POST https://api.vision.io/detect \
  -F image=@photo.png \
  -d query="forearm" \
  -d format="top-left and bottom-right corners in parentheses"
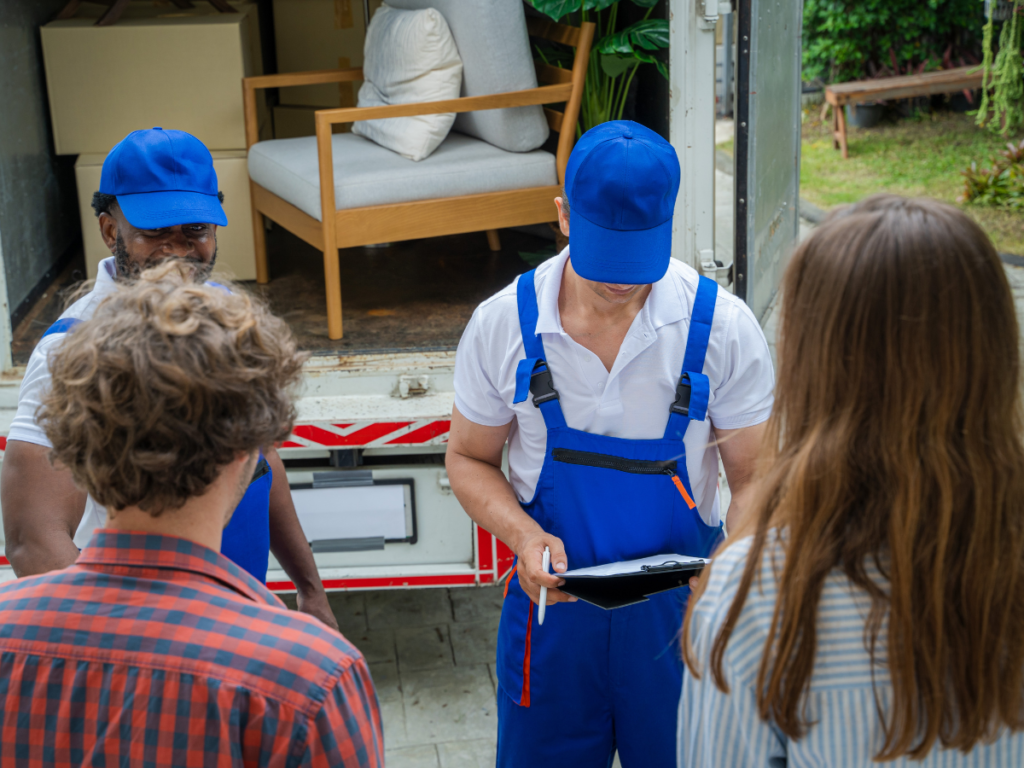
top-left (1, 442), bottom-right (86, 577)
top-left (5, 524), bottom-right (82, 577)
top-left (446, 450), bottom-right (543, 553)
top-left (723, 475), bottom-right (757, 536)
top-left (265, 449), bottom-right (323, 594)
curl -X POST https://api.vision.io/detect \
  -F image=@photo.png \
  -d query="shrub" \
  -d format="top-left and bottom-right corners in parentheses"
top-left (959, 138), bottom-right (1024, 208)
top-left (803, 0), bottom-right (983, 84)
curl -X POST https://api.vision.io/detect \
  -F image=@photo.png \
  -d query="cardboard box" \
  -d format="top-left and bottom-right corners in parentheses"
top-left (272, 0), bottom-right (367, 107)
top-left (75, 151), bottom-right (257, 281)
top-left (42, 2), bottom-right (267, 155)
top-left (273, 104), bottom-right (350, 138)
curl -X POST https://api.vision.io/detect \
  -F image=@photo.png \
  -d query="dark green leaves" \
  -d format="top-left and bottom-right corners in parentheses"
top-left (528, 0), bottom-right (580, 22)
top-left (528, 0), bottom-right (662, 22)
top-left (597, 19), bottom-right (669, 54)
top-left (600, 54), bottom-right (635, 78)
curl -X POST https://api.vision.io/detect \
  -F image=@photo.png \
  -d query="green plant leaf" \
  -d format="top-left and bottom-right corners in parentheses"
top-left (527, 0), bottom-right (581, 22)
top-left (623, 19), bottom-right (669, 50)
top-left (633, 49), bottom-right (669, 79)
top-left (583, 0), bottom-right (619, 10)
top-left (629, 0), bottom-right (662, 6)
top-left (597, 29), bottom-right (635, 55)
top-left (601, 53), bottom-right (635, 78)
top-left (598, 18), bottom-right (669, 55)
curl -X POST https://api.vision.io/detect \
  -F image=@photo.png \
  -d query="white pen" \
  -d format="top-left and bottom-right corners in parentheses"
top-left (538, 546), bottom-right (551, 625)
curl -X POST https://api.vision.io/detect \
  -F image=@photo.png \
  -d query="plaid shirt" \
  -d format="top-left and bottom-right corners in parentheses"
top-left (0, 530), bottom-right (383, 767)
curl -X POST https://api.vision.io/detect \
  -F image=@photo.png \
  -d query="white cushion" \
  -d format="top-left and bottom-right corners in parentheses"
top-left (351, 4), bottom-right (462, 161)
top-left (385, 0), bottom-right (549, 153)
top-left (248, 132), bottom-right (557, 220)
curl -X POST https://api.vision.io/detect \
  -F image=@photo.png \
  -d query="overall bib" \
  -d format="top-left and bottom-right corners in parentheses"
top-left (220, 452), bottom-right (273, 584)
top-left (495, 270), bottom-right (724, 768)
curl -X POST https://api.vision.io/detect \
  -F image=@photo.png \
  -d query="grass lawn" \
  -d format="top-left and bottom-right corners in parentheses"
top-left (721, 111), bottom-right (1023, 255)
top-left (800, 111), bottom-right (1023, 255)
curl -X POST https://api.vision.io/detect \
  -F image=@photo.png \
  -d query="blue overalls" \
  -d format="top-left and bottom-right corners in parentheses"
top-left (495, 270), bottom-right (724, 768)
top-left (42, 318), bottom-right (274, 584)
top-left (220, 453), bottom-right (273, 584)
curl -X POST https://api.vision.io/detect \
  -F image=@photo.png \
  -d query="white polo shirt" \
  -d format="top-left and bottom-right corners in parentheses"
top-left (453, 248), bottom-right (775, 527)
top-left (8, 258), bottom-right (121, 547)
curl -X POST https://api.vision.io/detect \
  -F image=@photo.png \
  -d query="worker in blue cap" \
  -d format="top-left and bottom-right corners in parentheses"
top-left (447, 121), bottom-right (776, 766)
top-left (2, 128), bottom-right (339, 632)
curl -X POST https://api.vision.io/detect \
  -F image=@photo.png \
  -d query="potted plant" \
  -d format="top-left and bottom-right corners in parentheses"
top-left (528, 1), bottom-right (668, 134)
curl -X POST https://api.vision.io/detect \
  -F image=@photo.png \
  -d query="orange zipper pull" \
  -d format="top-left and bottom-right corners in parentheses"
top-left (669, 473), bottom-right (697, 510)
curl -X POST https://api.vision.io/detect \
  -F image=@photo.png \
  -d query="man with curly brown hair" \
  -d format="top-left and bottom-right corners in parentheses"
top-left (0, 263), bottom-right (383, 767)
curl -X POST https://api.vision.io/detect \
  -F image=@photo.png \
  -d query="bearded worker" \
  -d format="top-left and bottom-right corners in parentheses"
top-left (1, 127), bottom-right (337, 631)
top-left (446, 121), bottom-right (775, 767)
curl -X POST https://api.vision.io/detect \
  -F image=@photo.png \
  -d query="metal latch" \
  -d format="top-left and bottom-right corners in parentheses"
top-left (700, 249), bottom-right (734, 288)
top-left (397, 374), bottom-right (430, 398)
top-left (699, 0), bottom-right (733, 29)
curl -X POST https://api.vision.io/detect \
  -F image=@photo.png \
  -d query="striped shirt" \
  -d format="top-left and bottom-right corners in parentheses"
top-left (0, 530), bottom-right (383, 767)
top-left (679, 535), bottom-right (1024, 767)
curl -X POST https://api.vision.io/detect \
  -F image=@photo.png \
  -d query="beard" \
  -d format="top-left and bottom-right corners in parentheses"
top-left (113, 234), bottom-right (217, 283)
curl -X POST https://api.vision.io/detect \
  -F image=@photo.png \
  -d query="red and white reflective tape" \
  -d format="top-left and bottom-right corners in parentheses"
top-left (280, 419), bottom-right (450, 450)
top-left (0, 422), bottom-right (451, 456)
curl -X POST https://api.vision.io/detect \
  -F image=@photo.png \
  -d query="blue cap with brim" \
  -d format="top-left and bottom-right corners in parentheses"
top-left (100, 127), bottom-right (228, 229)
top-left (565, 120), bottom-right (680, 285)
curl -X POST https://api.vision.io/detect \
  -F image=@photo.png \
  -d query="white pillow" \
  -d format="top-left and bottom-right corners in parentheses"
top-left (352, 4), bottom-right (463, 162)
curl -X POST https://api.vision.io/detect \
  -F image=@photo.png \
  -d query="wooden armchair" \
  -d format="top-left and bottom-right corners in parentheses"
top-left (242, 16), bottom-right (595, 340)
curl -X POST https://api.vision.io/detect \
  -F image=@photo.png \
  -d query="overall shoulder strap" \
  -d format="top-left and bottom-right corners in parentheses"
top-left (664, 275), bottom-right (718, 441)
top-left (514, 270), bottom-right (566, 430)
top-left (42, 317), bottom-right (82, 338)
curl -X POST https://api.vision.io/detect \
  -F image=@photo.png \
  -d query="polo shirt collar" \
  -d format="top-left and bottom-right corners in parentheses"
top-left (78, 529), bottom-right (283, 608)
top-left (534, 247), bottom-right (687, 336)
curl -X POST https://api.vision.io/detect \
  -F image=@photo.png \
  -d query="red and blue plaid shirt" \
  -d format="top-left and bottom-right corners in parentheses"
top-left (0, 530), bottom-right (383, 767)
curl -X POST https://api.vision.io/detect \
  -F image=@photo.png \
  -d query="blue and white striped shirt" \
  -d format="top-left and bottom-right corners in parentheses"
top-left (679, 535), bottom-right (1024, 767)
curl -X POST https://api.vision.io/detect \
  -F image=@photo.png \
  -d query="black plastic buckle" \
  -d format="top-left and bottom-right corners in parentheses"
top-left (670, 373), bottom-right (692, 417)
top-left (530, 361), bottom-right (559, 407)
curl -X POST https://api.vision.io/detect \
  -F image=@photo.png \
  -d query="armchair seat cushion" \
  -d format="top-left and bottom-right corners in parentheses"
top-left (248, 132), bottom-right (557, 221)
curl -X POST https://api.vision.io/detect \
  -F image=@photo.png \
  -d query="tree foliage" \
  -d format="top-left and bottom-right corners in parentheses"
top-left (802, 0), bottom-right (983, 83)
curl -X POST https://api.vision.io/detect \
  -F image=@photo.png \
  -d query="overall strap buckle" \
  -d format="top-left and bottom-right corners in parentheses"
top-left (671, 373), bottom-right (693, 417)
top-left (529, 362), bottom-right (560, 407)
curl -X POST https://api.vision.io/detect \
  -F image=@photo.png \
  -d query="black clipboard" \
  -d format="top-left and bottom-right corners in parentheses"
top-left (558, 554), bottom-right (709, 610)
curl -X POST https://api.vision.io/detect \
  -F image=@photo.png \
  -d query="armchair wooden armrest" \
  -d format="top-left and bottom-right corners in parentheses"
top-left (311, 82), bottom-right (573, 128)
top-left (243, 68), bottom-right (365, 147)
top-left (311, 82), bottom-right (574, 240)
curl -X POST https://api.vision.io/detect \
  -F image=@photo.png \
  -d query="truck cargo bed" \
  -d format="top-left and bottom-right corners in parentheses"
top-left (11, 226), bottom-right (553, 363)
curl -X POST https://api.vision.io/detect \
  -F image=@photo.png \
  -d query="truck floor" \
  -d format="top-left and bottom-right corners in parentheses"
top-left (10, 227), bottom-right (553, 365)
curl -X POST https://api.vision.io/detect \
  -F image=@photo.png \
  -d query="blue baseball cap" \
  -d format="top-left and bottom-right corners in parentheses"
top-left (99, 128), bottom-right (228, 229)
top-left (564, 121), bottom-right (680, 284)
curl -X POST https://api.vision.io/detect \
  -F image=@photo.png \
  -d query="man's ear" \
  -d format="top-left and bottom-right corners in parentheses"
top-left (98, 212), bottom-right (119, 251)
top-left (554, 197), bottom-right (570, 238)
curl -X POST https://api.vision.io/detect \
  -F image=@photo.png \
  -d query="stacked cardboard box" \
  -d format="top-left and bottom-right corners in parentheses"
top-left (41, 1), bottom-right (267, 279)
top-left (270, 0), bottom-right (383, 137)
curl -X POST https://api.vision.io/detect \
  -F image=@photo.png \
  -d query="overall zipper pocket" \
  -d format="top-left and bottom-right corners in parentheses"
top-left (551, 448), bottom-right (697, 509)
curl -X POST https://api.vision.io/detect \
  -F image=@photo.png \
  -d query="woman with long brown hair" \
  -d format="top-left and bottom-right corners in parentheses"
top-left (679, 195), bottom-right (1024, 766)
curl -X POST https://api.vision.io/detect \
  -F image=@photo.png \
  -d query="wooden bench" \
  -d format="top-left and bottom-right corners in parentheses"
top-left (825, 67), bottom-right (984, 158)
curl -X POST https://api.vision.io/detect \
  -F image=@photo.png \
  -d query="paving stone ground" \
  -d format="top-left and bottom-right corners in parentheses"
top-left (309, 587), bottom-right (504, 768)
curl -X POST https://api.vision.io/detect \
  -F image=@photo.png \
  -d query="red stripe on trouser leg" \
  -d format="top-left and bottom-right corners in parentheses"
top-left (504, 564), bottom-right (517, 599)
top-left (521, 603), bottom-right (533, 707)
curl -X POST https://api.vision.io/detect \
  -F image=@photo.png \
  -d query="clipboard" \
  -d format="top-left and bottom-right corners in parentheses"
top-left (558, 554), bottom-right (709, 610)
